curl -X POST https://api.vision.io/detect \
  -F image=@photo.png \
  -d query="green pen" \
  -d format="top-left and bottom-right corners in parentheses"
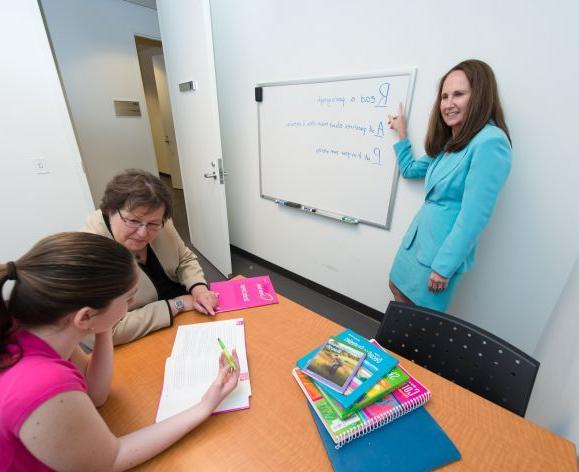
top-left (217, 337), bottom-right (236, 370)
top-left (312, 208), bottom-right (359, 224)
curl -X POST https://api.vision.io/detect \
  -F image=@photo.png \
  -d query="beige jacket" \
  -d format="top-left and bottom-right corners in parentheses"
top-left (82, 210), bottom-right (206, 346)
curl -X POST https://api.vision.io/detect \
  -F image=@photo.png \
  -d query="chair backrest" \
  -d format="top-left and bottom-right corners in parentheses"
top-left (376, 302), bottom-right (540, 417)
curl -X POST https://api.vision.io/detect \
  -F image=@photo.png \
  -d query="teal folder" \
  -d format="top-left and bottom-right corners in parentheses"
top-left (308, 405), bottom-right (461, 471)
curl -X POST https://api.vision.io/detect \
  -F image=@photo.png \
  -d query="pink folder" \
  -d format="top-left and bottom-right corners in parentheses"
top-left (210, 276), bottom-right (279, 313)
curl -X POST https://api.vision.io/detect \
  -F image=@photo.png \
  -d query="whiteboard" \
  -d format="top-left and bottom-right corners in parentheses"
top-left (257, 70), bottom-right (416, 228)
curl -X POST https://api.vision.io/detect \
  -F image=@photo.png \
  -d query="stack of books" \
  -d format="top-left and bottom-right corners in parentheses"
top-left (293, 330), bottom-right (461, 470)
top-left (293, 330), bottom-right (430, 448)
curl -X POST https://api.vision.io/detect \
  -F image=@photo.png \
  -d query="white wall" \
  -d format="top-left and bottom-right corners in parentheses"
top-left (0, 0), bottom-right (93, 261)
top-left (527, 256), bottom-right (579, 447)
top-left (40, 0), bottom-right (161, 203)
top-left (210, 0), bottom-right (579, 354)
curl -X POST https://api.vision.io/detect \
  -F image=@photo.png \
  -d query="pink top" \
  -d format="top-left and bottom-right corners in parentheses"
top-left (0, 330), bottom-right (87, 472)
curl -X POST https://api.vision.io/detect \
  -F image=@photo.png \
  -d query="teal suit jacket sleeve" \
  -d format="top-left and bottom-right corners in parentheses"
top-left (431, 133), bottom-right (512, 277)
top-left (394, 138), bottom-right (432, 178)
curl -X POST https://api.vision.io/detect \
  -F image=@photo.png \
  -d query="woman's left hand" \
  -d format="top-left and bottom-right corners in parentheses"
top-left (191, 285), bottom-right (218, 316)
top-left (428, 271), bottom-right (449, 292)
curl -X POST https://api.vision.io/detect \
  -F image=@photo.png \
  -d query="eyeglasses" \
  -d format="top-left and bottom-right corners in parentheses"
top-left (117, 210), bottom-right (164, 232)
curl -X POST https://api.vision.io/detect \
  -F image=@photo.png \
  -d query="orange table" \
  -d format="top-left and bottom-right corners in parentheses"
top-left (99, 292), bottom-right (577, 471)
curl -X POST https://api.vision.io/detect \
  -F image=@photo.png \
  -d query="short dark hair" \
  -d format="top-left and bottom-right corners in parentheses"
top-left (425, 59), bottom-right (511, 157)
top-left (1, 232), bottom-right (137, 369)
top-left (100, 169), bottom-right (173, 221)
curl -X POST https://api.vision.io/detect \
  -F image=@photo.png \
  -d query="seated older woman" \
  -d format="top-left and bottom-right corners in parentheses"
top-left (83, 169), bottom-right (218, 345)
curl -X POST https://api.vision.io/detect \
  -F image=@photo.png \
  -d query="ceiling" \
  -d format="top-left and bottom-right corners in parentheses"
top-left (123, 0), bottom-right (157, 10)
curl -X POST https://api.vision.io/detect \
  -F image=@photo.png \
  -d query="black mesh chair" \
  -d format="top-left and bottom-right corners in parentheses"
top-left (375, 302), bottom-right (540, 417)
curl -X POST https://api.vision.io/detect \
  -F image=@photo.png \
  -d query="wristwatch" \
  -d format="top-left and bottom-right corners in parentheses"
top-left (173, 298), bottom-right (185, 314)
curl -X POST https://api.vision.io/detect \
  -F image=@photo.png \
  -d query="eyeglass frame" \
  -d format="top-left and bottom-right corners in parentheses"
top-left (117, 210), bottom-right (164, 232)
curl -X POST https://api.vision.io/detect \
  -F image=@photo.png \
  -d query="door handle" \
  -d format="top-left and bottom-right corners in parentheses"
top-left (203, 159), bottom-right (228, 183)
top-left (216, 158), bottom-right (228, 184)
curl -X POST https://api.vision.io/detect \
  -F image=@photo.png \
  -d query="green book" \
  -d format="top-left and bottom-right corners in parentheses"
top-left (318, 366), bottom-right (409, 419)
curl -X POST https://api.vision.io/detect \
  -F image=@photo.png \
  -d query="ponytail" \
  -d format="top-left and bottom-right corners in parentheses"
top-left (0, 263), bottom-right (20, 368)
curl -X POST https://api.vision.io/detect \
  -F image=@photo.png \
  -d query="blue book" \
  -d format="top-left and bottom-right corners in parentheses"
top-left (308, 404), bottom-right (461, 471)
top-left (297, 330), bottom-right (398, 409)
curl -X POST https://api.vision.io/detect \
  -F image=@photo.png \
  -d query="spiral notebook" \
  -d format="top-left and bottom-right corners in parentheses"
top-left (293, 364), bottom-right (430, 448)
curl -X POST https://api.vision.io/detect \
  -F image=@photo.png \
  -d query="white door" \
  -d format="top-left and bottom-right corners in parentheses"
top-left (156, 0), bottom-right (232, 276)
top-left (152, 54), bottom-right (183, 189)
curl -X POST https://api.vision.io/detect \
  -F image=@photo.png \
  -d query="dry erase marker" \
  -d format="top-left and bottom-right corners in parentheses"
top-left (217, 337), bottom-right (236, 370)
top-left (275, 199), bottom-right (301, 209)
top-left (315, 208), bottom-right (359, 224)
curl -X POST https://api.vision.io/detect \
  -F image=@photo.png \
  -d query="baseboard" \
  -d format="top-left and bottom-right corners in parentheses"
top-left (230, 245), bottom-right (384, 322)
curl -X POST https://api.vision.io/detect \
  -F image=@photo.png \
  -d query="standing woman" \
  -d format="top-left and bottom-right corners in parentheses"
top-left (83, 169), bottom-right (218, 346)
top-left (388, 59), bottom-right (512, 311)
top-left (0, 232), bottom-right (239, 471)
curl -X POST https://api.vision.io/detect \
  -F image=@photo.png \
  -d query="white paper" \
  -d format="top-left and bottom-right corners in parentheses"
top-left (156, 318), bottom-right (251, 422)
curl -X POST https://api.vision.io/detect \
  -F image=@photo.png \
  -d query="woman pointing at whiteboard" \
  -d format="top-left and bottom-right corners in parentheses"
top-left (387, 59), bottom-right (511, 311)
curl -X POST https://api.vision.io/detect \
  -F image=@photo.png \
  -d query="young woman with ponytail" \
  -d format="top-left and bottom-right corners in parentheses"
top-left (0, 232), bottom-right (239, 471)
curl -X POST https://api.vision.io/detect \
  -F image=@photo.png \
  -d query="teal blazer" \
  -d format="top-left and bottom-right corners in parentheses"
top-left (394, 123), bottom-right (512, 278)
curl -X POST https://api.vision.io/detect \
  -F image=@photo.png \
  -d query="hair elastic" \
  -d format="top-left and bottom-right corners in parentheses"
top-left (5, 262), bottom-right (17, 281)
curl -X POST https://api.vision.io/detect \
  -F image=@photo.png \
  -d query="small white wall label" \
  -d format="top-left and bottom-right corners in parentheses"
top-left (31, 158), bottom-right (49, 174)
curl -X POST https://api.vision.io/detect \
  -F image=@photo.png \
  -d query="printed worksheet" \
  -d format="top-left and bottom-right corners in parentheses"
top-left (156, 318), bottom-right (251, 422)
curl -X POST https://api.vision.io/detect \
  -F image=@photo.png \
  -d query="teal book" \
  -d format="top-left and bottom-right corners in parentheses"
top-left (297, 330), bottom-right (398, 409)
top-left (302, 336), bottom-right (366, 393)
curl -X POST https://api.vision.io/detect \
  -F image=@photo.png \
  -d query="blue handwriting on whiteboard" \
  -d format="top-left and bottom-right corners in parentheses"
top-left (315, 146), bottom-right (382, 165)
top-left (373, 147), bottom-right (381, 164)
top-left (360, 95), bottom-right (376, 104)
top-left (317, 96), bottom-right (346, 107)
top-left (375, 82), bottom-right (390, 108)
top-left (288, 119), bottom-right (385, 138)
top-left (368, 121), bottom-right (385, 137)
